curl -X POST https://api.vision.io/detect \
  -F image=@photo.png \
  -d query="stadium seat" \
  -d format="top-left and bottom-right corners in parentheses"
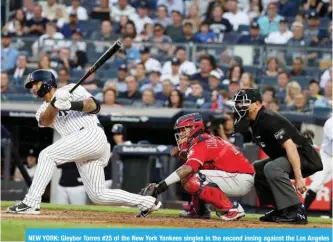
top-left (243, 65), bottom-right (261, 77)
top-left (101, 70), bottom-right (118, 79)
top-left (223, 33), bottom-right (241, 44)
top-left (71, 70), bottom-right (84, 79)
top-left (313, 106), bottom-right (332, 118)
top-left (290, 76), bottom-right (313, 89)
top-left (116, 98), bottom-right (134, 106)
top-left (183, 100), bottom-right (197, 109)
top-left (259, 76), bottom-right (277, 87)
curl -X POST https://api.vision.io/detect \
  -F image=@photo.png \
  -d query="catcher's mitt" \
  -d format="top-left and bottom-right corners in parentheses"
top-left (139, 183), bottom-right (158, 198)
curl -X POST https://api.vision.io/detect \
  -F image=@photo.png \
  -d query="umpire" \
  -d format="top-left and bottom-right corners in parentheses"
top-left (232, 89), bottom-right (322, 224)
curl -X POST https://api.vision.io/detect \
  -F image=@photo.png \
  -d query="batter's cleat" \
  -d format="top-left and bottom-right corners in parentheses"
top-left (7, 202), bottom-right (40, 215)
top-left (136, 200), bottom-right (162, 218)
top-left (216, 201), bottom-right (245, 221)
top-left (179, 202), bottom-right (211, 219)
top-left (276, 205), bottom-right (308, 224)
top-left (259, 209), bottom-right (280, 222)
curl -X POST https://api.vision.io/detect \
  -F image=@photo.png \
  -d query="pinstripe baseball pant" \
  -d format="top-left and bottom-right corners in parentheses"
top-left (23, 126), bottom-right (156, 211)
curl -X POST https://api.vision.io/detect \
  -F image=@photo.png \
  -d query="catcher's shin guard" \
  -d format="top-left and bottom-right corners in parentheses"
top-left (182, 173), bottom-right (233, 211)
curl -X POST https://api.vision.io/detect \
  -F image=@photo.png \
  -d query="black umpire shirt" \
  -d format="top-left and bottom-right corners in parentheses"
top-left (250, 106), bottom-right (322, 175)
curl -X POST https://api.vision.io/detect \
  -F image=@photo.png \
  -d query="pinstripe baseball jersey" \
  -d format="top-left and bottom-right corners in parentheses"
top-left (36, 84), bottom-right (99, 137)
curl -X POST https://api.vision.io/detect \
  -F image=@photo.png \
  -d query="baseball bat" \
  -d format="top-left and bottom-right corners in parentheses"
top-left (69, 40), bottom-right (123, 93)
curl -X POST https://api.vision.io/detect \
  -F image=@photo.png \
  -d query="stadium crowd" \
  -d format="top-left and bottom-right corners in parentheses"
top-left (1, 0), bottom-right (332, 113)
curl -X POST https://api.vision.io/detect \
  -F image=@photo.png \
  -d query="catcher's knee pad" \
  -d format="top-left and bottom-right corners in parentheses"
top-left (182, 172), bottom-right (232, 210)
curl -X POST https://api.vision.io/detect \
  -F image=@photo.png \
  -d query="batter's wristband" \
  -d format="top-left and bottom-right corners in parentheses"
top-left (70, 101), bottom-right (84, 111)
top-left (50, 97), bottom-right (56, 107)
top-left (156, 181), bottom-right (168, 194)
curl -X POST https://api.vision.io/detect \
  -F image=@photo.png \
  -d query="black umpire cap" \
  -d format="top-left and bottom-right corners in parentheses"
top-left (111, 124), bottom-right (124, 134)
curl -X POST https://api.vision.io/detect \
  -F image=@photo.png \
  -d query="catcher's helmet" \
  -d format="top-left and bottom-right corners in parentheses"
top-left (174, 113), bottom-right (204, 151)
top-left (25, 69), bottom-right (57, 97)
top-left (232, 88), bottom-right (262, 124)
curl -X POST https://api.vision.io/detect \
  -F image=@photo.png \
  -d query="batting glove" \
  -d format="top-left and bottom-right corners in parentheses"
top-left (54, 99), bottom-right (71, 110)
top-left (55, 89), bottom-right (71, 101)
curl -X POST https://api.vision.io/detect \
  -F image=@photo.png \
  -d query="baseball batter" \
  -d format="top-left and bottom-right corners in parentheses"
top-left (139, 113), bottom-right (255, 220)
top-left (304, 116), bottom-right (333, 210)
top-left (7, 69), bottom-right (161, 216)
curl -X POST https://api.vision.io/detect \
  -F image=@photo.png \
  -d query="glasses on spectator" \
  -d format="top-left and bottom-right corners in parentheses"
top-left (154, 28), bottom-right (162, 32)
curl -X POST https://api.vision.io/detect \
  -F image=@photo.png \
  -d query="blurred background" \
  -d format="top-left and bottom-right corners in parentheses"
top-left (1, 0), bottom-right (332, 216)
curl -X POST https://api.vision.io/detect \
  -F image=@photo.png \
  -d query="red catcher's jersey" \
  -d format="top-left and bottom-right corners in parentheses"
top-left (185, 134), bottom-right (255, 174)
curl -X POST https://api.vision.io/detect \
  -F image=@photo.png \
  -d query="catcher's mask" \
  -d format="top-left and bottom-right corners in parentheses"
top-left (232, 88), bottom-right (262, 124)
top-left (174, 113), bottom-right (204, 151)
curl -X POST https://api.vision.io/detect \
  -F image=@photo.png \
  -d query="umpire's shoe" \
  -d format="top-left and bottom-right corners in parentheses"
top-left (276, 205), bottom-right (308, 224)
top-left (7, 202), bottom-right (40, 215)
top-left (179, 202), bottom-right (211, 219)
top-left (136, 200), bottom-right (162, 218)
top-left (259, 209), bottom-right (280, 222)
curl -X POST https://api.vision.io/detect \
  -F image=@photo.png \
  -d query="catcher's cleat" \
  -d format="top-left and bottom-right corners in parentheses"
top-left (7, 202), bottom-right (40, 215)
top-left (179, 202), bottom-right (211, 219)
top-left (136, 200), bottom-right (162, 218)
top-left (216, 201), bottom-right (245, 221)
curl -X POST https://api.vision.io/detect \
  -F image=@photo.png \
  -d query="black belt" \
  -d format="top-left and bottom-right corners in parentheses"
top-left (80, 123), bottom-right (104, 131)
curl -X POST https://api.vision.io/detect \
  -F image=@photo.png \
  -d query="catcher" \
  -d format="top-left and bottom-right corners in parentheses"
top-left (139, 113), bottom-right (255, 220)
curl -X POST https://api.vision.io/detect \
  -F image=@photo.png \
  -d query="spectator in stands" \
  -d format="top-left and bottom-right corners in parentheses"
top-left (133, 88), bottom-right (160, 108)
top-left (57, 68), bottom-right (71, 88)
top-left (285, 80), bottom-right (302, 106)
top-left (14, 149), bottom-right (38, 181)
top-left (135, 23), bottom-right (153, 42)
top-left (111, 64), bottom-right (128, 93)
top-left (268, 98), bottom-right (280, 112)
top-left (1, 32), bottom-right (19, 72)
top-left (223, 0), bottom-right (250, 31)
top-left (119, 75), bottom-right (141, 101)
top-left (307, 79), bottom-right (323, 105)
top-left (185, 4), bottom-right (202, 31)
top-left (61, 12), bottom-right (82, 38)
top-left (210, 89), bottom-right (226, 110)
top-left (295, 12), bottom-right (306, 24)
top-left (289, 93), bottom-right (310, 112)
top-left (258, 2), bottom-right (281, 36)
top-left (320, 67), bottom-right (332, 88)
top-left (186, 81), bottom-right (209, 108)
top-left (135, 62), bottom-right (148, 86)
top-left (40, 0), bottom-right (67, 21)
top-left (195, 20), bottom-right (217, 43)
top-left (277, 0), bottom-right (299, 17)
top-left (111, 0), bottom-right (136, 22)
top-left (91, 0), bottom-right (111, 21)
top-left (56, 48), bottom-right (74, 72)
top-left (227, 80), bottom-right (240, 100)
top-left (140, 70), bottom-right (163, 93)
top-left (247, 0), bottom-right (264, 21)
top-left (55, 6), bottom-right (69, 29)
top-left (207, 4), bottom-right (232, 42)
top-left (130, 2), bottom-right (152, 34)
top-left (103, 87), bottom-right (121, 107)
top-left (82, 65), bottom-right (101, 94)
top-left (208, 70), bottom-right (222, 91)
top-left (178, 21), bottom-right (196, 43)
top-left (167, 57), bottom-right (181, 85)
top-left (167, 89), bottom-right (184, 108)
top-left (237, 22), bottom-right (264, 45)
top-left (275, 70), bottom-right (290, 103)
top-left (177, 74), bottom-right (192, 97)
top-left (302, 0), bottom-right (325, 17)
top-left (26, 4), bottom-right (49, 36)
top-left (223, 64), bottom-right (243, 85)
top-left (286, 22), bottom-right (313, 63)
top-left (157, 0), bottom-right (184, 15)
top-left (305, 12), bottom-right (327, 46)
top-left (149, 23), bottom-right (172, 56)
top-left (320, 22), bottom-right (332, 48)
top-left (156, 78), bottom-right (173, 102)
top-left (1, 72), bottom-right (16, 94)
top-left (122, 21), bottom-right (137, 38)
top-left (3, 9), bottom-right (27, 35)
top-left (314, 81), bottom-right (332, 108)
top-left (139, 46), bottom-right (162, 73)
top-left (32, 22), bottom-right (64, 57)
top-left (7, 54), bottom-right (30, 87)
top-left (122, 35), bottom-right (140, 64)
top-left (92, 20), bottom-right (117, 53)
top-left (191, 55), bottom-right (217, 86)
top-left (265, 17), bottom-right (293, 44)
top-left (154, 5), bottom-right (172, 28)
top-left (240, 72), bottom-right (256, 89)
top-left (165, 10), bottom-right (183, 42)
top-left (262, 86), bottom-right (276, 108)
top-left (66, 29), bottom-right (87, 58)
top-left (290, 57), bottom-right (308, 76)
top-left (265, 57), bottom-right (280, 77)
top-left (162, 46), bottom-right (197, 76)
top-left (66, 0), bottom-right (88, 21)
top-left (38, 54), bottom-right (58, 79)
